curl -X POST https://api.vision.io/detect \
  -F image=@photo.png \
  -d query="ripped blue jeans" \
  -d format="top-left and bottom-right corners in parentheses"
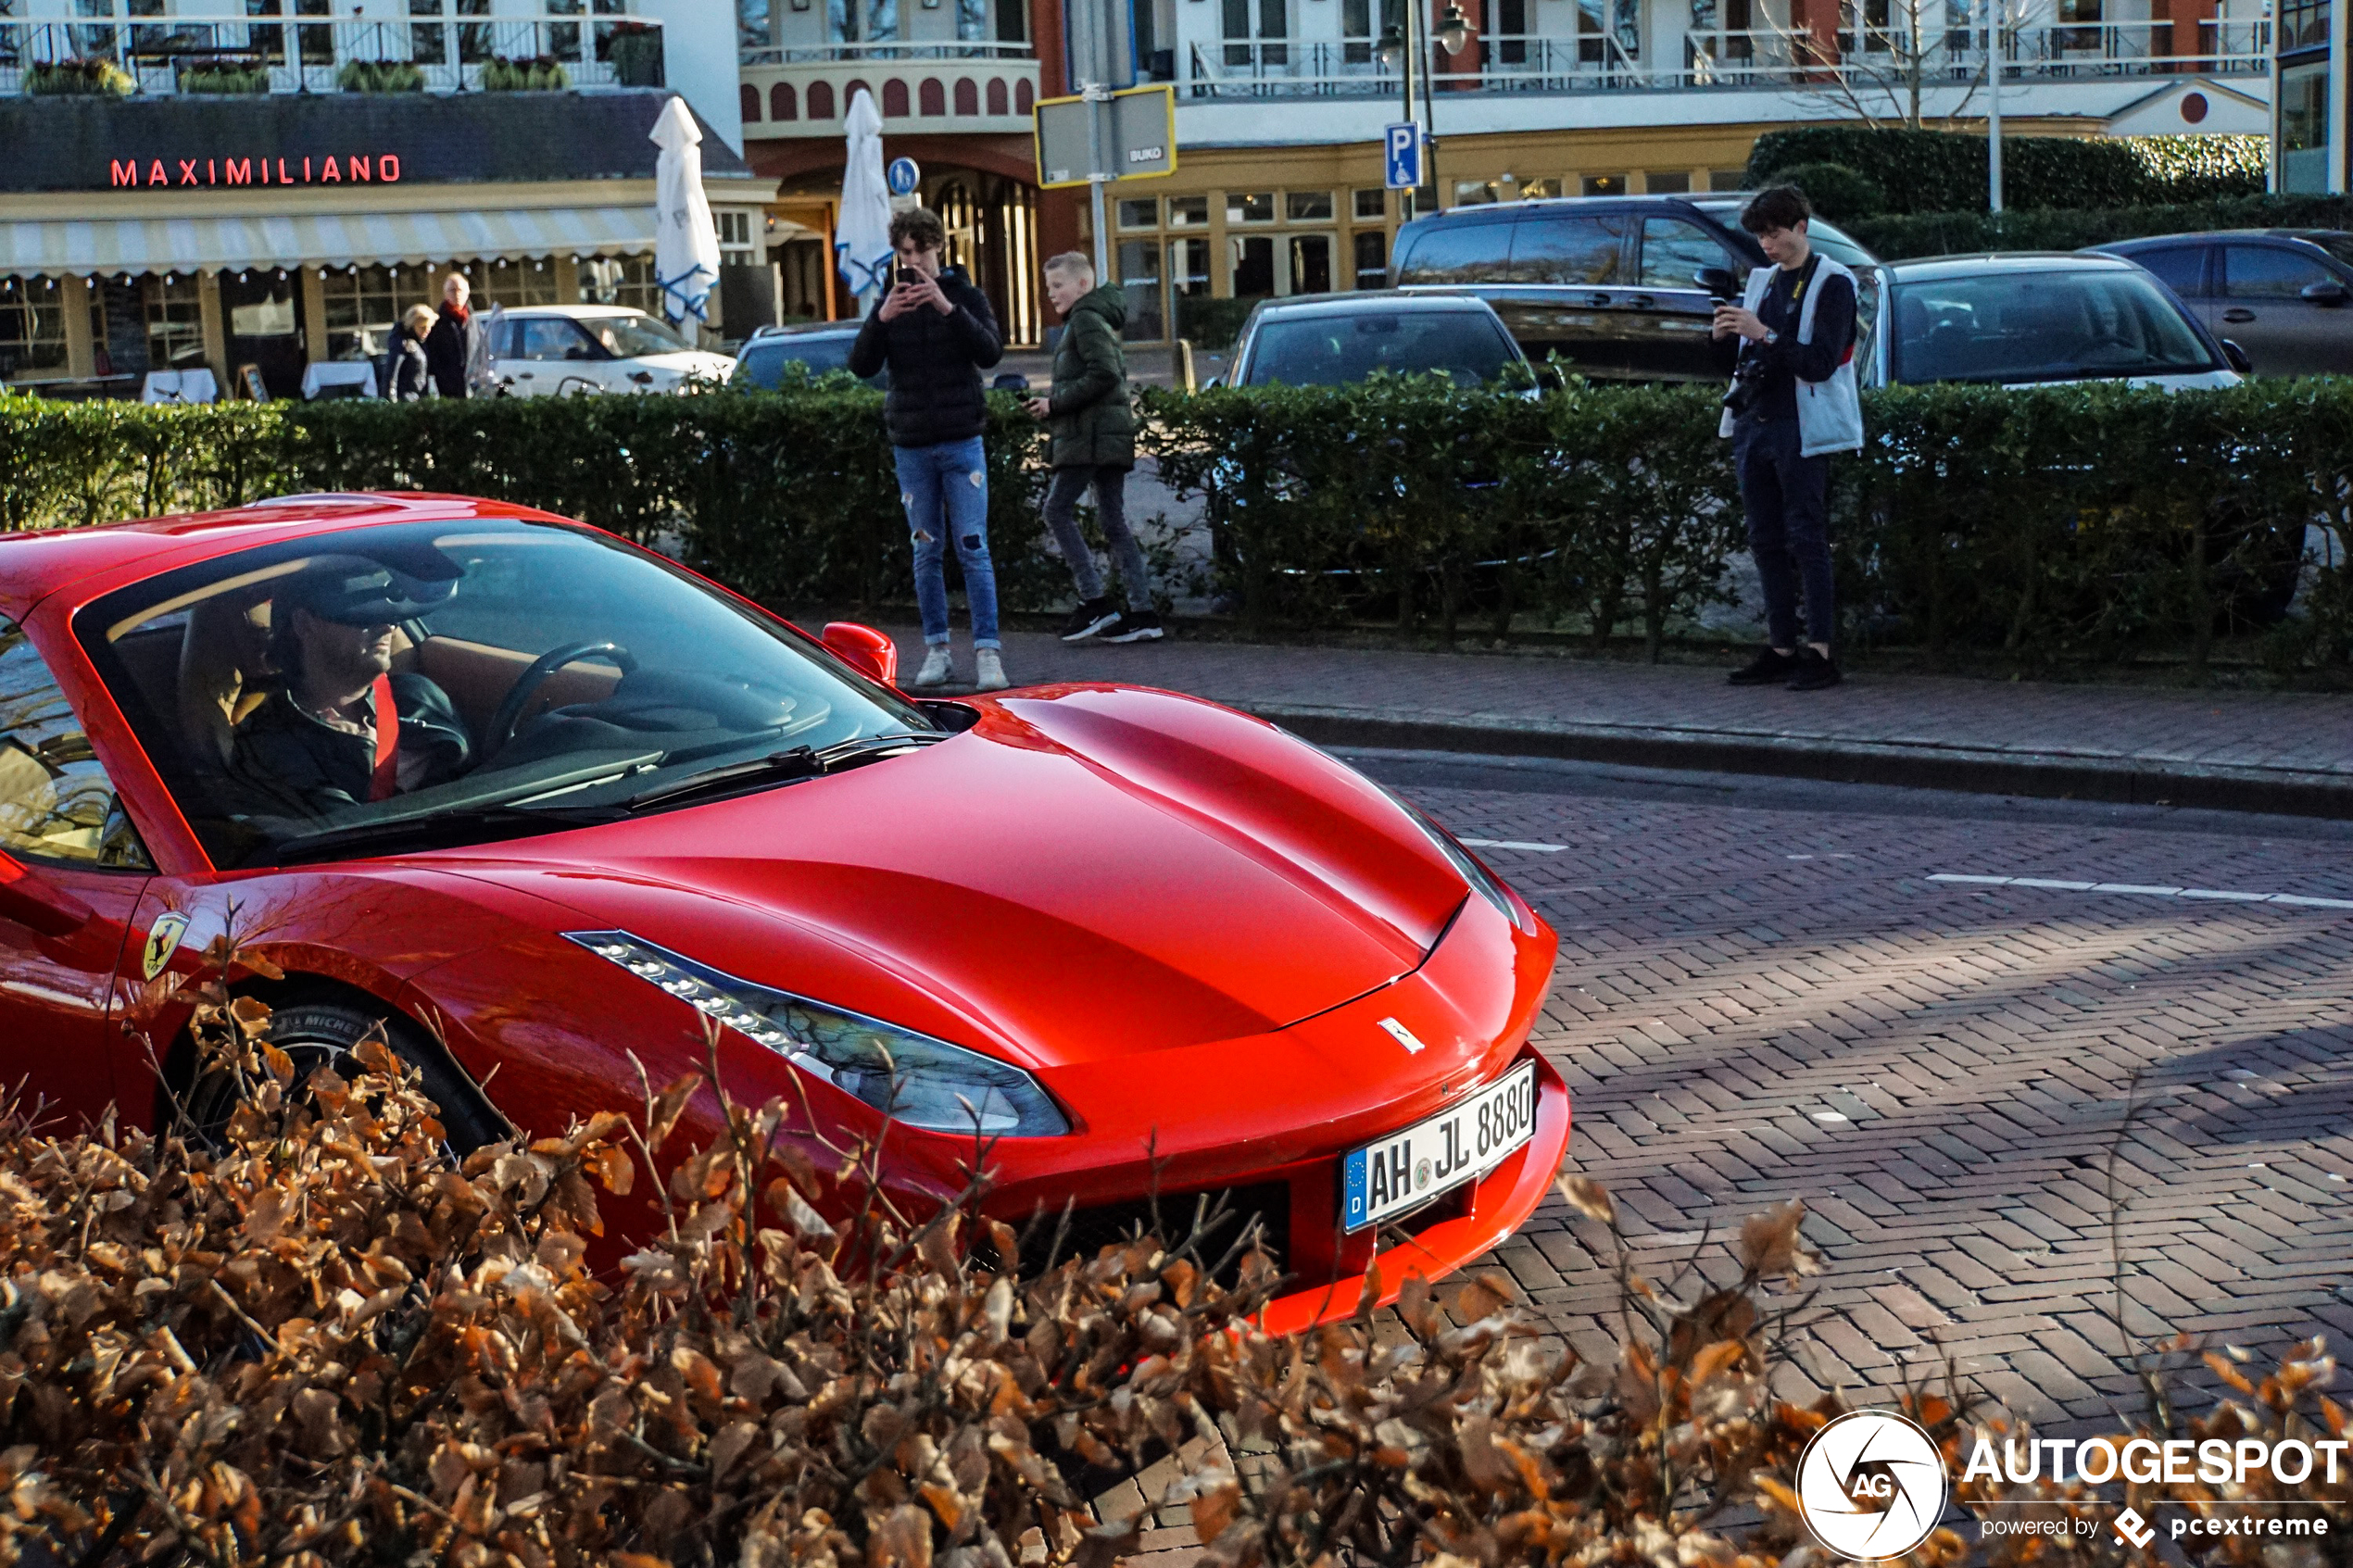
top-left (894, 435), bottom-right (1000, 650)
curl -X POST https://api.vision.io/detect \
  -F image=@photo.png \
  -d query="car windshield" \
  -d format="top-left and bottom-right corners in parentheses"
top-left (1887, 269), bottom-right (2217, 385)
top-left (737, 335), bottom-right (873, 389)
top-left (587, 313), bottom-right (692, 358)
top-left (79, 516), bottom-right (936, 867)
top-left (1243, 310), bottom-right (1516, 387)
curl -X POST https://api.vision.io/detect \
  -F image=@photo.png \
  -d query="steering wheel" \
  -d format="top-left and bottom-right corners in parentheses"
top-left (484, 641), bottom-right (638, 759)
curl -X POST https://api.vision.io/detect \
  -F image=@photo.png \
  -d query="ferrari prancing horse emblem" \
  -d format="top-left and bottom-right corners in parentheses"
top-left (141, 912), bottom-right (190, 981)
top-left (1378, 1017), bottom-right (1428, 1055)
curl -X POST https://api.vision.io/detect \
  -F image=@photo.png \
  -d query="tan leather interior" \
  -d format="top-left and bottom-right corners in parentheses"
top-left (175, 594), bottom-right (273, 767)
top-left (417, 636), bottom-right (625, 734)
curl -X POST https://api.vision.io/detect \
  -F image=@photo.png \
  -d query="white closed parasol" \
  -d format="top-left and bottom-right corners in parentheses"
top-left (836, 86), bottom-right (894, 318)
top-left (650, 94), bottom-right (722, 326)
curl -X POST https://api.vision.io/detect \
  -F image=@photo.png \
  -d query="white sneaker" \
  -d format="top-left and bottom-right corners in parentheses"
top-left (910, 646), bottom-right (953, 688)
top-left (974, 647), bottom-right (1010, 692)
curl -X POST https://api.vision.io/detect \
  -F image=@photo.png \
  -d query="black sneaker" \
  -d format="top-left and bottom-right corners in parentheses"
top-left (1101, 608), bottom-right (1164, 644)
top-left (1060, 596), bottom-right (1119, 642)
top-left (1727, 646), bottom-right (1795, 686)
top-left (1786, 646), bottom-right (1843, 691)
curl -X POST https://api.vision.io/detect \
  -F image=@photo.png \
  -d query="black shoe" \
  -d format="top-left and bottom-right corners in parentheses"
top-left (1060, 596), bottom-right (1119, 642)
top-left (1101, 609), bottom-right (1164, 644)
top-left (1786, 646), bottom-right (1843, 691)
top-left (1727, 646), bottom-right (1795, 686)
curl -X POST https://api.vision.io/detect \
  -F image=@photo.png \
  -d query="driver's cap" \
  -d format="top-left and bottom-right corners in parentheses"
top-left (280, 555), bottom-right (458, 626)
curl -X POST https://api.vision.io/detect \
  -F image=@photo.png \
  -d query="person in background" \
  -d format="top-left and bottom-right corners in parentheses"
top-left (423, 272), bottom-right (491, 399)
top-left (385, 304), bottom-right (436, 402)
top-left (1712, 184), bottom-right (1863, 693)
top-left (849, 207), bottom-right (1010, 692)
top-left (1027, 253), bottom-right (1160, 644)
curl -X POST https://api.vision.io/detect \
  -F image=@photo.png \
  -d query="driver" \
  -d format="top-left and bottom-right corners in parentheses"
top-left (228, 558), bottom-right (472, 816)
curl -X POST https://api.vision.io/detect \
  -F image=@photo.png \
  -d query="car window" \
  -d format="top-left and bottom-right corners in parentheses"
top-left (0, 621), bottom-right (147, 870)
top-left (739, 336), bottom-right (861, 388)
top-left (1393, 220), bottom-right (1516, 285)
top-left (1638, 217), bottom-right (1734, 290)
top-left (2222, 245), bottom-right (2334, 298)
top-left (1507, 216), bottom-right (1627, 285)
top-left (2311, 234), bottom-right (2353, 270)
top-left (2127, 246), bottom-right (2208, 298)
top-left (589, 314), bottom-right (692, 358)
top-left (1887, 270), bottom-right (2217, 385)
top-left (79, 519), bottom-right (937, 869)
top-left (514, 319), bottom-right (596, 361)
top-left (1243, 310), bottom-right (1516, 387)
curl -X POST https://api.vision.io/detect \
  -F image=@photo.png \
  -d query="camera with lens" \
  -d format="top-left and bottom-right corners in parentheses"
top-left (1721, 350), bottom-right (1769, 419)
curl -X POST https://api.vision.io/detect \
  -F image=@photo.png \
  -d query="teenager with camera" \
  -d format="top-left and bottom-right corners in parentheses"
top-left (1712, 185), bottom-right (1863, 693)
top-left (849, 206), bottom-right (1011, 692)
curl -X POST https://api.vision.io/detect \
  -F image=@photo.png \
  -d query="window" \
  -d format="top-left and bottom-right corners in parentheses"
top-left (1644, 170), bottom-right (1692, 193)
top-left (510, 318), bottom-right (594, 359)
top-left (1637, 217), bottom-right (1730, 290)
top-left (1287, 234), bottom-right (1332, 294)
top-left (466, 259), bottom-right (560, 309)
top-left (1581, 173), bottom-right (1627, 197)
top-left (1117, 239), bottom-right (1164, 339)
top-left (716, 210), bottom-right (757, 268)
top-left (1516, 178), bottom-right (1563, 199)
top-left (0, 278), bottom-right (68, 381)
top-left (1221, 0), bottom-right (1285, 66)
top-left (1169, 236), bottom-right (1212, 299)
top-left (1118, 197), bottom-right (1159, 230)
top-left (1353, 230), bottom-right (1388, 289)
top-left (2128, 245), bottom-right (2208, 298)
top-left (1226, 192), bottom-right (1275, 224)
top-left (1392, 219), bottom-right (1514, 285)
top-left (2281, 61), bottom-right (2329, 193)
top-left (1168, 196), bottom-right (1210, 229)
top-left (1242, 307), bottom-right (1516, 387)
top-left (1286, 192), bottom-right (1333, 222)
top-left (2222, 245), bottom-right (2334, 298)
top-left (1353, 187), bottom-right (1387, 220)
top-left (1454, 180), bottom-right (1503, 206)
top-left (579, 254), bottom-right (660, 312)
top-left (1507, 215), bottom-right (1626, 284)
top-left (1230, 235), bottom-right (1275, 297)
top-left (0, 621), bottom-right (145, 869)
top-left (1708, 169), bottom-right (1747, 191)
top-left (143, 273), bottom-right (207, 370)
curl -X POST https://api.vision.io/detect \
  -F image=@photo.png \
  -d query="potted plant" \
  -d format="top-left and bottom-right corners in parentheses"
top-left (481, 53), bottom-right (569, 90)
top-left (179, 59), bottom-right (271, 94)
top-left (334, 56), bottom-right (424, 91)
top-left (603, 20), bottom-right (662, 87)
top-left (25, 57), bottom-right (136, 96)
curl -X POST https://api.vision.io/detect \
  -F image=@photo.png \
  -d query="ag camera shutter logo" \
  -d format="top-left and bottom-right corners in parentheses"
top-left (1794, 1410), bottom-right (1949, 1560)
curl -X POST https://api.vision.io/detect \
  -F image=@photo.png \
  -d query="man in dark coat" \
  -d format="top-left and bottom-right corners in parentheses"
top-left (849, 206), bottom-right (1009, 690)
top-left (422, 271), bottom-right (489, 399)
top-left (1027, 253), bottom-right (1158, 644)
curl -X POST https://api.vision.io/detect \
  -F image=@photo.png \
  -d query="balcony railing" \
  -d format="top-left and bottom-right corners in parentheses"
top-left (0, 13), bottom-right (662, 96)
top-left (1180, 13), bottom-right (2266, 96)
top-left (738, 38), bottom-right (1032, 66)
top-left (737, 38), bottom-right (1035, 133)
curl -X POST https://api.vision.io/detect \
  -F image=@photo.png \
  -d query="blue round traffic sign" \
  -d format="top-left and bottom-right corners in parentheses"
top-left (887, 157), bottom-right (921, 196)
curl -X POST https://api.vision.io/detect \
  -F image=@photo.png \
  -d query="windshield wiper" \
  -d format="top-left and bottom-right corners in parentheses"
top-left (252, 804), bottom-right (627, 868)
top-left (621, 732), bottom-right (944, 813)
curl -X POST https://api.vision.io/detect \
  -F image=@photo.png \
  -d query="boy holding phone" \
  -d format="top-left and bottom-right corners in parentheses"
top-left (849, 207), bottom-right (1011, 691)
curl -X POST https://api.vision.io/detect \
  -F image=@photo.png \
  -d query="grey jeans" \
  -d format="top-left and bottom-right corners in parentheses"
top-left (1044, 464), bottom-right (1152, 610)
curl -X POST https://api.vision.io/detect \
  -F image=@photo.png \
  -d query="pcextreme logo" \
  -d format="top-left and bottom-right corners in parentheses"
top-left (1794, 1411), bottom-right (1951, 1561)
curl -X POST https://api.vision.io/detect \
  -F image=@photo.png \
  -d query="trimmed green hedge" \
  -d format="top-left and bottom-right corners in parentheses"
top-left (1852, 192), bottom-right (2353, 260)
top-left (1750, 127), bottom-right (2268, 217)
top-left (5, 376), bottom-right (2351, 673)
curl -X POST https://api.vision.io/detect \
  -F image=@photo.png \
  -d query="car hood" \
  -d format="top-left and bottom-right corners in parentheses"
top-left (434, 686), bottom-right (1471, 1068)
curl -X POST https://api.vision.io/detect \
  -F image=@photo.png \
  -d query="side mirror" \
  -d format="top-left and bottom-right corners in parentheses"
top-left (1202, 372), bottom-right (1224, 390)
top-left (1535, 363), bottom-right (1567, 391)
top-left (2220, 338), bottom-right (2254, 374)
top-left (0, 851), bottom-right (92, 938)
top-left (821, 621), bottom-right (900, 686)
top-left (991, 372), bottom-right (1031, 393)
top-left (1694, 266), bottom-right (1741, 299)
top-left (2301, 279), bottom-right (2349, 307)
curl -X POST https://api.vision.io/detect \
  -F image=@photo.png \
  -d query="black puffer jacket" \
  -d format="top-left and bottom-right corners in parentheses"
top-left (848, 266), bottom-right (1003, 449)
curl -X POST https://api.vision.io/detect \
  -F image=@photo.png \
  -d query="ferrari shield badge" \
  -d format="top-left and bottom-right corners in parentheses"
top-left (141, 912), bottom-right (191, 981)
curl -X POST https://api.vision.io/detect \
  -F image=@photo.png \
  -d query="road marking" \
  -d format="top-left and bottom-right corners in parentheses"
top-left (1929, 873), bottom-right (2353, 910)
top-left (1459, 837), bottom-right (1567, 853)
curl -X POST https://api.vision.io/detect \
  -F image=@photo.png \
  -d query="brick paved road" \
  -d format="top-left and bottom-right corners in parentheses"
top-left (1359, 753), bottom-right (2353, 1435)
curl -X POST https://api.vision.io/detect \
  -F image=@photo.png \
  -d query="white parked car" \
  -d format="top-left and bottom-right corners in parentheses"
top-left (487, 306), bottom-right (736, 396)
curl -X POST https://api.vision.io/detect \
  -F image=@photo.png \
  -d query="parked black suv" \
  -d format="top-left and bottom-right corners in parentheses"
top-left (1391, 194), bottom-right (1881, 383)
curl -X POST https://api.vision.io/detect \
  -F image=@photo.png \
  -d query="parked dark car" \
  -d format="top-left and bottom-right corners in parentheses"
top-left (734, 322), bottom-right (886, 390)
top-left (2087, 231), bottom-right (2353, 378)
top-left (1390, 194), bottom-right (1882, 383)
top-left (1219, 294), bottom-right (1531, 389)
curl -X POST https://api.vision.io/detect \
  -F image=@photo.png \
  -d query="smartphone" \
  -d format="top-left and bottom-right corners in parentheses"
top-left (895, 264), bottom-right (920, 288)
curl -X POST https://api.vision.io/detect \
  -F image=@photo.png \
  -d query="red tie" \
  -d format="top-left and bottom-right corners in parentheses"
top-left (368, 673), bottom-right (398, 802)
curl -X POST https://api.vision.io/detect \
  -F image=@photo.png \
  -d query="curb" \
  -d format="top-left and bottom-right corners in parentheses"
top-left (1247, 706), bottom-right (2353, 821)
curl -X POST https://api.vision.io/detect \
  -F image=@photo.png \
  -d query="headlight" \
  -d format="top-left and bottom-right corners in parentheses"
top-left (1377, 786), bottom-right (1534, 935)
top-left (565, 931), bottom-right (1071, 1136)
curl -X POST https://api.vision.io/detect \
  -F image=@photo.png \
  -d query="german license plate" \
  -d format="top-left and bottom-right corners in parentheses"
top-left (1340, 1060), bottom-right (1538, 1232)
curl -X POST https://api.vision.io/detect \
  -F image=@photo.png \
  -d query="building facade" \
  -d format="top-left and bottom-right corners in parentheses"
top-left (2275, 0), bottom-right (2345, 189)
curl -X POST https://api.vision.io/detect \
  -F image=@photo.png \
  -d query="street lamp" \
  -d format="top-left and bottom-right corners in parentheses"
top-left (1437, 1), bottom-right (1471, 56)
top-left (1376, 19), bottom-right (1404, 67)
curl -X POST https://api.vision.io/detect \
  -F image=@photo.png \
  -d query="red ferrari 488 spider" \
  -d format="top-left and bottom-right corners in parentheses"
top-left (0, 493), bottom-right (1567, 1330)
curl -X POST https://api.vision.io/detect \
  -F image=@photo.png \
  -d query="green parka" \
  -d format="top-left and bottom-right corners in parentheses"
top-left (1046, 284), bottom-right (1136, 470)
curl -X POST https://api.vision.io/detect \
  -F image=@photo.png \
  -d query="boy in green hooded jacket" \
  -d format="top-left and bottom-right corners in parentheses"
top-left (1026, 252), bottom-right (1162, 643)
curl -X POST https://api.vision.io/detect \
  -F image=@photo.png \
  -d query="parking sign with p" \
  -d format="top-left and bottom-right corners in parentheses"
top-left (1384, 122), bottom-right (1423, 190)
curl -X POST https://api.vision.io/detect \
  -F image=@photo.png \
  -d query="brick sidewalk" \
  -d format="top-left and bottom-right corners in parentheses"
top-left (883, 626), bottom-right (2353, 814)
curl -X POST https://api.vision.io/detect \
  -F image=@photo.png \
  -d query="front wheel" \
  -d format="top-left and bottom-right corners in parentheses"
top-left (181, 997), bottom-right (505, 1153)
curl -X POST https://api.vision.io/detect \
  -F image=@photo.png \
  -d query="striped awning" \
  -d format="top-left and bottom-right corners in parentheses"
top-left (0, 205), bottom-right (658, 276)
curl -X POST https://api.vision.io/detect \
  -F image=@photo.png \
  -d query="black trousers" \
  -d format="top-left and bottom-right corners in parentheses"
top-left (1734, 416), bottom-right (1835, 649)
